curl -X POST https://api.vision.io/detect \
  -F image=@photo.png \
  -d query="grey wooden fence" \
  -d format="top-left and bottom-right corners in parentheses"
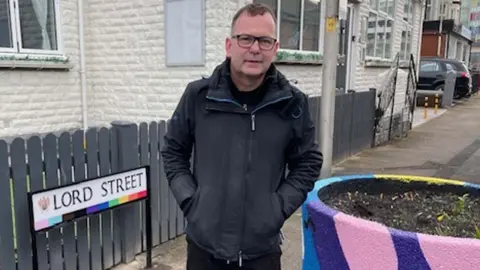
top-left (0, 121), bottom-right (185, 270)
top-left (308, 89), bottom-right (376, 163)
top-left (0, 90), bottom-right (376, 270)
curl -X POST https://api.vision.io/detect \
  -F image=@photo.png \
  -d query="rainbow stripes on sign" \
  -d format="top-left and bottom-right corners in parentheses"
top-left (86, 190), bottom-right (147, 214)
top-left (34, 190), bottom-right (147, 232)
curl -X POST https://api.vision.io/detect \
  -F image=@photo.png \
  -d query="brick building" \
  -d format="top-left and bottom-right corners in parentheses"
top-left (0, 0), bottom-right (425, 138)
top-left (421, 0), bottom-right (472, 63)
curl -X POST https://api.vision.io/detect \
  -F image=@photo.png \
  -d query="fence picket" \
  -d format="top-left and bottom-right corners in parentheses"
top-left (158, 121), bottom-right (169, 243)
top-left (98, 128), bottom-right (114, 269)
top-left (87, 128), bottom-right (103, 270)
top-left (139, 122), bottom-right (149, 251)
top-left (27, 136), bottom-right (49, 270)
top-left (11, 138), bottom-right (32, 270)
top-left (43, 134), bottom-right (63, 270)
top-left (149, 122), bottom-right (160, 246)
top-left (109, 128), bottom-right (122, 265)
top-left (72, 130), bottom-right (90, 270)
top-left (58, 132), bottom-right (78, 270)
top-left (333, 95), bottom-right (342, 161)
top-left (351, 92), bottom-right (364, 153)
top-left (112, 122), bottom-right (140, 262)
top-left (0, 141), bottom-right (16, 270)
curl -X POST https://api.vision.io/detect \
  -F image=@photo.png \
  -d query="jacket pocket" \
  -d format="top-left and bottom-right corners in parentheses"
top-left (256, 193), bottom-right (285, 239)
top-left (185, 188), bottom-right (201, 220)
top-left (271, 193), bottom-right (285, 230)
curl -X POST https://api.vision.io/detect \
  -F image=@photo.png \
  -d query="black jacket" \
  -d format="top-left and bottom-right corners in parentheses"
top-left (161, 59), bottom-right (322, 263)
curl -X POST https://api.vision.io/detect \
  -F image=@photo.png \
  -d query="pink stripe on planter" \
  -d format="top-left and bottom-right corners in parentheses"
top-left (334, 213), bottom-right (398, 270)
top-left (418, 233), bottom-right (480, 269)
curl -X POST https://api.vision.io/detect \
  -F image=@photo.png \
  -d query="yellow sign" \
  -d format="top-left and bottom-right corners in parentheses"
top-left (326, 17), bottom-right (336, 32)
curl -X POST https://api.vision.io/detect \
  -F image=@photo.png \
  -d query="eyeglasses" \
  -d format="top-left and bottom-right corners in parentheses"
top-left (231, 34), bottom-right (277, 51)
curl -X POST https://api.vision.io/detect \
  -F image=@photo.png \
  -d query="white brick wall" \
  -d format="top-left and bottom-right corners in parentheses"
top-left (0, 0), bottom-right (423, 138)
top-left (85, 0), bottom-right (242, 126)
top-left (0, 0), bottom-right (82, 138)
top-left (275, 65), bottom-right (323, 95)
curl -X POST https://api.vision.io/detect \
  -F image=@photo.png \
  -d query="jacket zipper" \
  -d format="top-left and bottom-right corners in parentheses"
top-left (237, 96), bottom-right (291, 266)
top-left (238, 111), bottom-right (253, 267)
top-left (206, 95), bottom-right (243, 263)
top-left (206, 95), bottom-right (292, 265)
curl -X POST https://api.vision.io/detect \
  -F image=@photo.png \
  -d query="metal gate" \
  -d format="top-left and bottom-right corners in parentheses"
top-left (405, 53), bottom-right (418, 129)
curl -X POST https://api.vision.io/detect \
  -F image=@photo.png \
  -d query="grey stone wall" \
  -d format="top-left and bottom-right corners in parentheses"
top-left (374, 108), bottom-right (410, 146)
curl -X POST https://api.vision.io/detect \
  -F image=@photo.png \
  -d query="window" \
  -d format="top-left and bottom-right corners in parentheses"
top-left (165, 0), bottom-right (205, 66)
top-left (0, 0), bottom-right (61, 55)
top-left (366, 0), bottom-right (394, 60)
top-left (254, 0), bottom-right (322, 52)
top-left (424, 0), bottom-right (431, 20)
top-left (445, 63), bottom-right (455, 71)
top-left (400, 0), bottom-right (413, 60)
top-left (420, 61), bottom-right (439, 72)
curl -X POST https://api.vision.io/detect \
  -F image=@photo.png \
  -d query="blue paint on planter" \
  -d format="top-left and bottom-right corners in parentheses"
top-left (389, 228), bottom-right (431, 270)
top-left (464, 182), bottom-right (480, 197)
top-left (464, 182), bottom-right (480, 189)
top-left (336, 174), bottom-right (376, 181)
top-left (307, 200), bottom-right (349, 270)
top-left (302, 177), bottom-right (343, 270)
top-left (306, 177), bottom-right (343, 202)
top-left (302, 205), bottom-right (321, 270)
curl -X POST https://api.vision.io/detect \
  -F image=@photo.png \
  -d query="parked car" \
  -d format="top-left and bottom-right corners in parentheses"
top-left (418, 57), bottom-right (472, 98)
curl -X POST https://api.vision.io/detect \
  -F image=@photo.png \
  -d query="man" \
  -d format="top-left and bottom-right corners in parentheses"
top-left (161, 3), bottom-right (322, 269)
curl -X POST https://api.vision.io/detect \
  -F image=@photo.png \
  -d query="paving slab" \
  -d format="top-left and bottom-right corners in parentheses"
top-left (112, 95), bottom-right (480, 270)
top-left (412, 107), bottom-right (447, 128)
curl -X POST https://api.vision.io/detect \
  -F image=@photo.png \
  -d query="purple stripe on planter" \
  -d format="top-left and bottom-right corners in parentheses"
top-left (307, 200), bottom-right (350, 270)
top-left (389, 228), bottom-right (431, 270)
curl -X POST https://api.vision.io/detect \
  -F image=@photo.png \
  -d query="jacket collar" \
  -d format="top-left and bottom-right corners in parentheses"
top-left (205, 58), bottom-right (293, 109)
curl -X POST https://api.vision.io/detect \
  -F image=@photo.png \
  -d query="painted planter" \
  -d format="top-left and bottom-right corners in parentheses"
top-left (301, 174), bottom-right (480, 270)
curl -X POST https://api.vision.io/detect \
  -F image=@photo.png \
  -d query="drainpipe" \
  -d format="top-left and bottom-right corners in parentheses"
top-left (78, 0), bottom-right (88, 131)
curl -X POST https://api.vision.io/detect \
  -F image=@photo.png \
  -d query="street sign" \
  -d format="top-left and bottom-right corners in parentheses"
top-left (28, 166), bottom-right (152, 269)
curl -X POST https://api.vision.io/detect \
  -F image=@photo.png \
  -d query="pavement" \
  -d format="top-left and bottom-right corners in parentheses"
top-left (411, 107), bottom-right (447, 129)
top-left (334, 94), bottom-right (480, 183)
top-left (112, 95), bottom-right (480, 270)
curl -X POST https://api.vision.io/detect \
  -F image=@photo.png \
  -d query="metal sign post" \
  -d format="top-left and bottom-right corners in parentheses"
top-left (27, 166), bottom-right (153, 269)
top-left (320, 0), bottom-right (341, 178)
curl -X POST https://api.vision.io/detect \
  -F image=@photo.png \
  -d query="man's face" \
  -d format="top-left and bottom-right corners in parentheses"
top-left (226, 12), bottom-right (279, 78)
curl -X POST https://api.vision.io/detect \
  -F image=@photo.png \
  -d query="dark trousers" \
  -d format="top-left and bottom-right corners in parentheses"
top-left (186, 239), bottom-right (282, 270)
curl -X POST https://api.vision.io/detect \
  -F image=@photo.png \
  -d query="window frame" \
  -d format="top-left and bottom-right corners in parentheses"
top-left (366, 0), bottom-right (396, 61)
top-left (400, 0), bottom-right (414, 61)
top-left (1, 0), bottom-right (63, 56)
top-left (400, 23), bottom-right (413, 60)
top-left (256, 0), bottom-right (324, 55)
